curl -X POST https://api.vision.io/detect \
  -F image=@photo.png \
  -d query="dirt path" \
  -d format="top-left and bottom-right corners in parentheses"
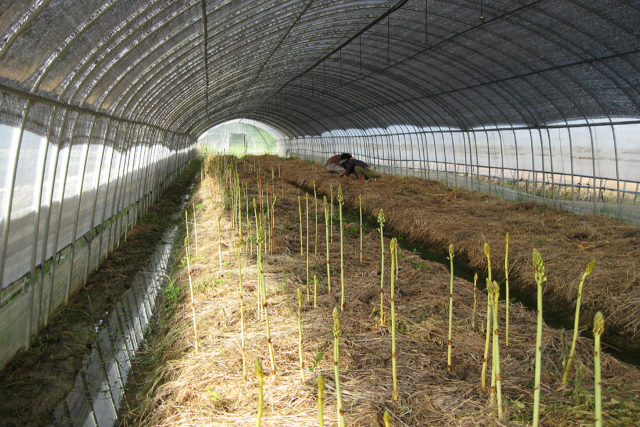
top-left (0, 159), bottom-right (200, 427)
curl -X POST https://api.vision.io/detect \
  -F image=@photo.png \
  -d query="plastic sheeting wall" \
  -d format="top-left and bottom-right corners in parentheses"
top-left (279, 120), bottom-right (640, 224)
top-left (0, 91), bottom-right (195, 369)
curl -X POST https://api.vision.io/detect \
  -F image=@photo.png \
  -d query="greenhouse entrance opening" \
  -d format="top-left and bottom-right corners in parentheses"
top-left (198, 120), bottom-right (283, 156)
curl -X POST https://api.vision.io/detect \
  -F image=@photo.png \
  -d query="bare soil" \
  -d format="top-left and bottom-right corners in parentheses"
top-left (0, 159), bottom-right (200, 427)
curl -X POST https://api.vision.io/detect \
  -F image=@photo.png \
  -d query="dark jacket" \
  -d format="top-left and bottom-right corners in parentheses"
top-left (344, 158), bottom-right (370, 176)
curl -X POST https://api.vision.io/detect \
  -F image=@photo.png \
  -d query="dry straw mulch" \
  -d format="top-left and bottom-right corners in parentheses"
top-left (259, 156), bottom-right (640, 356)
top-left (128, 156), bottom-right (640, 427)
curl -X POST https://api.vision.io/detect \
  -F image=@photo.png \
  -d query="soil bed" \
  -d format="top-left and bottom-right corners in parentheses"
top-left (258, 156), bottom-right (640, 358)
top-left (0, 158), bottom-right (201, 427)
top-left (125, 155), bottom-right (640, 427)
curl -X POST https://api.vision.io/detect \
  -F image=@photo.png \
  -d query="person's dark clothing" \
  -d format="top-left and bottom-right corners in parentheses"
top-left (324, 153), bottom-right (352, 166)
top-left (344, 158), bottom-right (370, 176)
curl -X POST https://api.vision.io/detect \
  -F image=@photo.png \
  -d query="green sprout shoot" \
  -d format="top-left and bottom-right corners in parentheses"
top-left (562, 259), bottom-right (596, 384)
top-left (472, 273), bottom-right (478, 329)
top-left (359, 194), bottom-right (363, 263)
top-left (447, 243), bottom-right (454, 372)
top-left (333, 307), bottom-right (345, 427)
top-left (390, 238), bottom-right (399, 400)
top-left (185, 215), bottom-right (198, 354)
top-left (378, 208), bottom-right (386, 324)
top-left (318, 375), bottom-right (325, 427)
top-left (532, 248), bottom-right (547, 427)
top-left (384, 410), bottom-right (391, 427)
top-left (297, 288), bottom-right (306, 383)
top-left (255, 358), bottom-right (264, 427)
top-left (324, 196), bottom-right (331, 292)
top-left (306, 192), bottom-right (310, 302)
top-left (338, 186), bottom-right (345, 311)
top-left (593, 311), bottom-right (604, 427)
top-left (314, 274), bottom-right (318, 307)
top-left (505, 232), bottom-right (510, 346)
top-left (298, 195), bottom-right (303, 255)
top-left (238, 238), bottom-right (246, 380)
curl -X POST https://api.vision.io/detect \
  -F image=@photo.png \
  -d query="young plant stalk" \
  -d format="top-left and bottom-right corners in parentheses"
top-left (333, 307), bottom-right (345, 427)
top-left (561, 259), bottom-right (596, 384)
top-left (532, 248), bottom-right (547, 427)
top-left (447, 243), bottom-right (454, 372)
top-left (317, 375), bottom-right (325, 427)
top-left (490, 280), bottom-right (503, 420)
top-left (324, 196), bottom-right (331, 292)
top-left (359, 194), bottom-right (363, 263)
top-left (481, 243), bottom-right (493, 388)
top-left (338, 186), bottom-right (345, 311)
top-left (330, 184), bottom-right (334, 243)
top-left (258, 223), bottom-right (276, 375)
top-left (218, 215), bottom-right (223, 273)
top-left (193, 204), bottom-right (198, 257)
top-left (255, 358), bottom-right (264, 427)
top-left (314, 180), bottom-right (318, 254)
top-left (297, 288), bottom-right (306, 383)
top-left (472, 273), bottom-right (478, 329)
top-left (505, 232), bottom-right (510, 346)
top-left (238, 238), bottom-right (247, 380)
top-left (383, 410), bottom-right (391, 427)
top-left (378, 209), bottom-right (386, 324)
top-left (298, 195), bottom-right (303, 255)
top-left (306, 193), bottom-right (310, 302)
top-left (184, 214), bottom-right (198, 353)
top-left (593, 311), bottom-right (604, 427)
top-left (313, 275), bottom-right (318, 307)
top-left (390, 238), bottom-right (399, 400)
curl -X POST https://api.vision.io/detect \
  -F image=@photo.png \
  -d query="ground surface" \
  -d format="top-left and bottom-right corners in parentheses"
top-left (125, 155), bottom-right (640, 427)
top-left (0, 160), bottom-right (199, 427)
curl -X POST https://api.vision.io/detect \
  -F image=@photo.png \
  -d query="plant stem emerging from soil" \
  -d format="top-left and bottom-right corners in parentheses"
top-left (481, 276), bottom-right (492, 390)
top-left (505, 232), bottom-right (510, 347)
top-left (324, 196), bottom-right (331, 293)
top-left (593, 311), bottom-right (604, 427)
top-left (338, 185), bottom-right (345, 312)
top-left (378, 209), bottom-right (386, 324)
top-left (532, 248), bottom-right (547, 427)
top-left (297, 288), bottom-right (306, 383)
top-left (391, 238), bottom-right (399, 400)
top-left (562, 259), bottom-right (596, 384)
top-left (298, 195), bottom-right (303, 255)
top-left (447, 243), bottom-right (454, 372)
top-left (255, 358), bottom-right (264, 427)
top-left (185, 213), bottom-right (198, 354)
top-left (490, 280), bottom-right (502, 420)
top-left (317, 374), bottom-right (325, 427)
top-left (472, 273), bottom-right (477, 330)
top-left (306, 192), bottom-right (310, 302)
top-left (258, 222), bottom-right (276, 376)
top-left (359, 194), bottom-right (363, 263)
top-left (314, 274), bottom-right (318, 308)
top-left (238, 237), bottom-right (246, 380)
top-left (333, 307), bottom-right (345, 427)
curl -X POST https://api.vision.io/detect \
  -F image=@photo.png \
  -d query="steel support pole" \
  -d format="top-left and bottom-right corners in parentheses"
top-left (65, 116), bottom-right (95, 304)
top-left (611, 125), bottom-right (622, 220)
top-left (29, 107), bottom-right (56, 332)
top-left (84, 121), bottom-right (110, 284)
top-left (45, 110), bottom-right (76, 324)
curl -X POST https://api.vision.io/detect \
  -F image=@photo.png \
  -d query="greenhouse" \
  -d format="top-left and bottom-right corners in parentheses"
top-left (0, 1), bottom-right (639, 426)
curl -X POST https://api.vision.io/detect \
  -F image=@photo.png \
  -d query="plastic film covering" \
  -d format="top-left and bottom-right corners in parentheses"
top-left (0, 0), bottom-right (640, 365)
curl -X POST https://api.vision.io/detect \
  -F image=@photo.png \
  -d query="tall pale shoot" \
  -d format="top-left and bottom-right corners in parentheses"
top-left (532, 248), bottom-right (547, 427)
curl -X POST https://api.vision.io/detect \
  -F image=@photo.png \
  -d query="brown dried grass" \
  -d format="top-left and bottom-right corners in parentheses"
top-left (127, 156), bottom-right (640, 427)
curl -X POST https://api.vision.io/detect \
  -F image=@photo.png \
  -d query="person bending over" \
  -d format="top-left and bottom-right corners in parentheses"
top-left (324, 153), bottom-right (351, 174)
top-left (340, 157), bottom-right (377, 181)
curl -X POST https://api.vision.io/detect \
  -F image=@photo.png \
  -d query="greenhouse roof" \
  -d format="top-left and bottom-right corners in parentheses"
top-left (1, 0), bottom-right (639, 139)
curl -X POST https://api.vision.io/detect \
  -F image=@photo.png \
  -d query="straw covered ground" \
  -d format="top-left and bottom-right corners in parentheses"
top-left (126, 155), bottom-right (640, 427)
top-left (258, 156), bottom-right (640, 356)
